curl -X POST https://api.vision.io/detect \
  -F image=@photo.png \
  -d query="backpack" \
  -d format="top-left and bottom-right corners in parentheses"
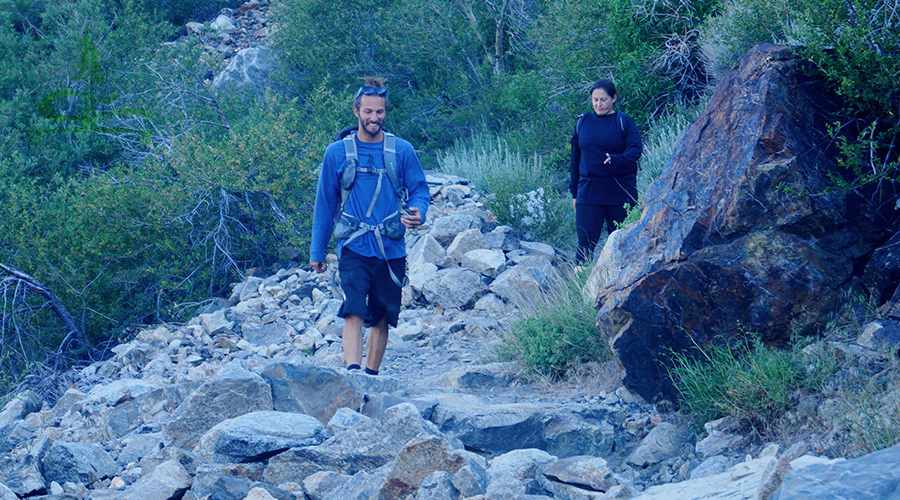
top-left (331, 127), bottom-right (409, 286)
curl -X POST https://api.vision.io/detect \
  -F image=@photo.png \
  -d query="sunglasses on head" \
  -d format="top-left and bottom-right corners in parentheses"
top-left (355, 86), bottom-right (387, 98)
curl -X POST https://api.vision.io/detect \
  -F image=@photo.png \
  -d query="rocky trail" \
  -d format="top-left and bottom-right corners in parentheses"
top-left (1, 2), bottom-right (898, 499)
top-left (1, 169), bottom-right (880, 500)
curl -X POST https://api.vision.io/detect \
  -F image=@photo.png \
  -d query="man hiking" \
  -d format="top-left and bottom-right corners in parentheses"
top-left (309, 77), bottom-right (430, 375)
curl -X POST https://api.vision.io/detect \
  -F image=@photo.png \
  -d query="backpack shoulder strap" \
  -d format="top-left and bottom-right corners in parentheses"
top-left (382, 132), bottom-right (407, 203)
top-left (335, 134), bottom-right (359, 223)
top-left (575, 113), bottom-right (587, 135)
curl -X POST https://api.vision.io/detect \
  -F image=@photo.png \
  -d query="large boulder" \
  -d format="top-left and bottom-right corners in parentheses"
top-left (592, 44), bottom-right (897, 402)
top-left (772, 442), bottom-right (900, 500)
top-left (162, 362), bottom-right (273, 448)
top-left (212, 46), bottom-right (276, 92)
top-left (261, 363), bottom-right (364, 425)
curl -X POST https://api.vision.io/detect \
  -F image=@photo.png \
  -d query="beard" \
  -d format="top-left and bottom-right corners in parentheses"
top-left (358, 119), bottom-right (383, 139)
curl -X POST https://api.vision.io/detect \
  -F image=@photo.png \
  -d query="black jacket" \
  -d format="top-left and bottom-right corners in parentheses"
top-left (569, 111), bottom-right (642, 206)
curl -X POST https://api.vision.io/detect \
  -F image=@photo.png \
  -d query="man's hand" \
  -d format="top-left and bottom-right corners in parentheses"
top-left (311, 261), bottom-right (327, 273)
top-left (401, 206), bottom-right (422, 229)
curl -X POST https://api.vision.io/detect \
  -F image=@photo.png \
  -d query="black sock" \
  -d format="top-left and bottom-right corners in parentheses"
top-left (347, 364), bottom-right (361, 371)
top-left (365, 367), bottom-right (378, 375)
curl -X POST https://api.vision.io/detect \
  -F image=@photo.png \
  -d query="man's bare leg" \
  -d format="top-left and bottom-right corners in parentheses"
top-left (342, 315), bottom-right (365, 368)
top-left (365, 317), bottom-right (389, 373)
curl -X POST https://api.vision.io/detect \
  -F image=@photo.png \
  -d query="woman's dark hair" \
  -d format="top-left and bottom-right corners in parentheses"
top-left (589, 79), bottom-right (617, 98)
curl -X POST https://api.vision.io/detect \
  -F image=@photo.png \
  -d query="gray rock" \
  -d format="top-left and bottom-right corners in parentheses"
top-left (626, 422), bottom-right (692, 467)
top-left (486, 449), bottom-right (557, 499)
top-left (194, 411), bottom-right (327, 463)
top-left (0, 483), bottom-right (16, 500)
top-left (484, 225), bottom-right (520, 252)
top-left (429, 394), bottom-right (548, 455)
top-left (429, 213), bottom-right (482, 246)
top-left (106, 386), bottom-right (176, 439)
top-left (117, 459), bottom-right (191, 500)
top-left (0, 391), bottom-right (43, 427)
top-left (327, 407), bottom-right (372, 434)
top-left (451, 451), bottom-right (490, 497)
top-left (41, 441), bottom-right (118, 484)
top-left (379, 434), bottom-right (465, 499)
top-left (489, 265), bottom-right (542, 307)
top-left (81, 378), bottom-right (161, 408)
top-left (0, 453), bottom-right (45, 496)
top-left (210, 13), bottom-right (237, 33)
top-left (689, 455), bottom-right (734, 479)
top-left (242, 322), bottom-right (294, 347)
top-left (634, 454), bottom-right (837, 500)
top-left (138, 446), bottom-right (206, 477)
top-left (189, 464), bottom-right (258, 500)
top-left (162, 363), bottom-right (273, 448)
top-left (212, 46), bottom-right (276, 92)
top-left (422, 268), bottom-right (488, 309)
top-left (539, 455), bottom-right (617, 493)
top-left (200, 309), bottom-right (234, 335)
top-left (694, 430), bottom-right (746, 459)
top-left (408, 234), bottom-right (448, 271)
top-left (446, 228), bottom-right (488, 263)
top-left (303, 470), bottom-right (351, 500)
top-left (116, 431), bottom-right (166, 465)
top-left (321, 463), bottom-right (392, 500)
top-left (441, 363), bottom-right (517, 390)
top-left (261, 363), bottom-right (364, 424)
top-left (461, 248), bottom-right (507, 278)
top-left (772, 442), bottom-right (900, 500)
top-left (263, 403), bottom-right (444, 484)
top-left (417, 471), bottom-right (460, 500)
top-left (474, 293), bottom-right (507, 312)
top-left (519, 241), bottom-right (555, 259)
top-left (541, 411), bottom-right (619, 461)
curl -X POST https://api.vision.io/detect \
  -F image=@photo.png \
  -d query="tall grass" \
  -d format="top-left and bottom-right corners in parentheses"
top-left (829, 356), bottom-right (900, 457)
top-left (670, 333), bottom-right (840, 436)
top-left (495, 266), bottom-right (610, 381)
top-left (436, 128), bottom-right (576, 250)
top-left (637, 104), bottom-right (702, 195)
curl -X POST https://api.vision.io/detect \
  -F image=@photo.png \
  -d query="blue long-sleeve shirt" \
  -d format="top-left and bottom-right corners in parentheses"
top-left (569, 111), bottom-right (643, 206)
top-left (310, 134), bottom-right (430, 262)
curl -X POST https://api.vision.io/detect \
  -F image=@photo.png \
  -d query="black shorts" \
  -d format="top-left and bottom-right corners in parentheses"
top-left (338, 248), bottom-right (405, 327)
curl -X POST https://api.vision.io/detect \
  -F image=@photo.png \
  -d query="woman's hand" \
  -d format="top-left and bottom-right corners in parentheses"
top-left (604, 153), bottom-right (612, 164)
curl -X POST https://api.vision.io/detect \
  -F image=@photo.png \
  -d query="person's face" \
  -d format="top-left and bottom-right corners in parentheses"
top-left (354, 94), bottom-right (387, 140)
top-left (591, 88), bottom-right (616, 116)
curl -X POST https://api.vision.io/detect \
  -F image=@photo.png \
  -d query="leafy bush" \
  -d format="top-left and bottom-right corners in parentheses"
top-left (436, 128), bottom-right (576, 250)
top-left (497, 267), bottom-right (610, 381)
top-left (699, 0), bottom-right (796, 81)
top-left (670, 333), bottom-right (839, 434)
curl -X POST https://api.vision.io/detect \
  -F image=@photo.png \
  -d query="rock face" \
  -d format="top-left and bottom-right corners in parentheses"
top-left (592, 44), bottom-right (897, 402)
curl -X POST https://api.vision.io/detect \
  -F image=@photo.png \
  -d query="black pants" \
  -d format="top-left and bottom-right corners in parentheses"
top-left (575, 203), bottom-right (628, 264)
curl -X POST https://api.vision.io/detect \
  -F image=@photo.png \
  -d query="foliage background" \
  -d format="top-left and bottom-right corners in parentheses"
top-left (0, 0), bottom-right (897, 391)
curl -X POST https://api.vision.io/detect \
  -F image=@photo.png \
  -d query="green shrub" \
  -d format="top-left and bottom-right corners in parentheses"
top-left (670, 333), bottom-right (839, 434)
top-left (638, 103), bottom-right (703, 194)
top-left (436, 128), bottom-right (576, 250)
top-left (699, 0), bottom-right (796, 81)
top-left (497, 267), bottom-right (610, 381)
